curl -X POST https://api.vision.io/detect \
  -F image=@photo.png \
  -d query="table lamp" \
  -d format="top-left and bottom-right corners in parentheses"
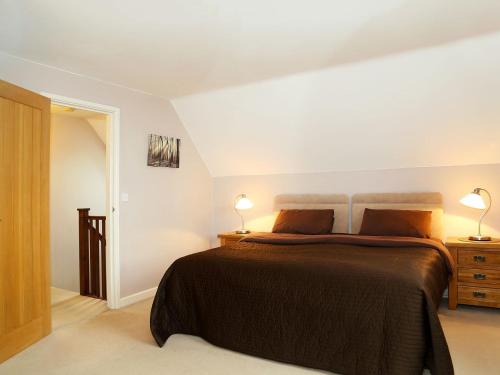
top-left (460, 187), bottom-right (492, 241)
top-left (234, 194), bottom-right (253, 234)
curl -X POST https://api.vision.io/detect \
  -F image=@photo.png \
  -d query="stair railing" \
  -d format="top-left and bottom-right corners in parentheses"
top-left (77, 208), bottom-right (106, 300)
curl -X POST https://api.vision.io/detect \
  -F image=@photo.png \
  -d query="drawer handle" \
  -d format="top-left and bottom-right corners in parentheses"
top-left (473, 255), bottom-right (486, 263)
top-left (473, 291), bottom-right (486, 299)
top-left (474, 273), bottom-right (487, 280)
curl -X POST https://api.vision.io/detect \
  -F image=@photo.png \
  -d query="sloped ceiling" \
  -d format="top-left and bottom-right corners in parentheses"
top-left (86, 118), bottom-right (107, 145)
top-left (2, 1), bottom-right (500, 176)
top-left (173, 32), bottom-right (500, 176)
top-left (51, 105), bottom-right (107, 143)
top-left (1, 0), bottom-right (500, 98)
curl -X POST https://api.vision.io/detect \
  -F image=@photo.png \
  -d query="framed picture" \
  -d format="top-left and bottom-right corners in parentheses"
top-left (147, 134), bottom-right (180, 168)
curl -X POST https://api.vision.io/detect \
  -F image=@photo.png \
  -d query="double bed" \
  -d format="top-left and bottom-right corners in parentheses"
top-left (150, 193), bottom-right (454, 375)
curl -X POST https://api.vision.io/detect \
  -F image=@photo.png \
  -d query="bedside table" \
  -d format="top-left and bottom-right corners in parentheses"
top-left (217, 232), bottom-right (249, 247)
top-left (447, 237), bottom-right (500, 309)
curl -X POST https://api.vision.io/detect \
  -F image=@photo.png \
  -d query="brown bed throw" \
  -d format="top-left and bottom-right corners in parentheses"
top-left (150, 233), bottom-right (454, 375)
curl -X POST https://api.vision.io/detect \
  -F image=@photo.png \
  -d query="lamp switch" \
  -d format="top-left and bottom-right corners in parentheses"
top-left (121, 193), bottom-right (129, 202)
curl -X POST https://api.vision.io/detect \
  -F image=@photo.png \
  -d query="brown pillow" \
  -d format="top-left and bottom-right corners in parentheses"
top-left (359, 208), bottom-right (432, 238)
top-left (272, 209), bottom-right (334, 235)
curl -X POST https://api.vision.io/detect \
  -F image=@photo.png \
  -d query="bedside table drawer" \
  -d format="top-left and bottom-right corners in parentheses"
top-left (458, 268), bottom-right (500, 285)
top-left (458, 249), bottom-right (500, 267)
top-left (218, 232), bottom-right (249, 247)
top-left (221, 238), bottom-right (240, 247)
top-left (458, 286), bottom-right (500, 308)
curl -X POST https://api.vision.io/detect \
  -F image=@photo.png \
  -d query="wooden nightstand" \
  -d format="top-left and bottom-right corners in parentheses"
top-left (217, 232), bottom-right (249, 247)
top-left (447, 237), bottom-right (500, 309)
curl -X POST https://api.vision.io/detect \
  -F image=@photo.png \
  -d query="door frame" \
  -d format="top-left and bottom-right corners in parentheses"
top-left (43, 93), bottom-right (121, 309)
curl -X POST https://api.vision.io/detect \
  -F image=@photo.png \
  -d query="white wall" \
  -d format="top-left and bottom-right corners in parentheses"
top-left (212, 164), bottom-right (500, 245)
top-left (0, 52), bottom-right (213, 298)
top-left (50, 114), bottom-right (106, 292)
top-left (3, 38), bottom-right (500, 301)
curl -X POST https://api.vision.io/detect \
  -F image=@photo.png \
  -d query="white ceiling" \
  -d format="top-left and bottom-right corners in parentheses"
top-left (1, 0), bottom-right (500, 98)
top-left (2, 1), bottom-right (500, 177)
top-left (51, 104), bottom-right (106, 120)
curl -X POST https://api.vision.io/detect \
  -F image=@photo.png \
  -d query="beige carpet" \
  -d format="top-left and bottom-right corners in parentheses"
top-left (1, 298), bottom-right (499, 375)
top-left (52, 294), bottom-right (109, 331)
top-left (50, 287), bottom-right (80, 305)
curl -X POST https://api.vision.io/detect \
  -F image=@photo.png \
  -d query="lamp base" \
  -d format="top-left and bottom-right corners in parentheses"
top-left (236, 229), bottom-right (250, 234)
top-left (468, 235), bottom-right (492, 241)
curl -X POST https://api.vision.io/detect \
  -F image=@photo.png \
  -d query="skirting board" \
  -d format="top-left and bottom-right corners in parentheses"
top-left (118, 287), bottom-right (158, 308)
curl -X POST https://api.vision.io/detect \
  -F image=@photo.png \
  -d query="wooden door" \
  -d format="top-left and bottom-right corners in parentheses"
top-left (0, 80), bottom-right (51, 363)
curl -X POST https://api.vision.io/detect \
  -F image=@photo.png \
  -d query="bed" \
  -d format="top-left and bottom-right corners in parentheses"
top-left (150, 193), bottom-right (454, 375)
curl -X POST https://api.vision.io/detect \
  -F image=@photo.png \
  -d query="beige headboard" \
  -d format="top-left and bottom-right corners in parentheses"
top-left (351, 192), bottom-right (443, 239)
top-left (275, 194), bottom-right (349, 233)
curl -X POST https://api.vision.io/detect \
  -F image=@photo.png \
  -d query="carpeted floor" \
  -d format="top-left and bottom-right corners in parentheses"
top-left (50, 287), bottom-right (80, 305)
top-left (52, 295), bottom-right (109, 331)
top-left (50, 287), bottom-right (109, 330)
top-left (1, 298), bottom-right (499, 374)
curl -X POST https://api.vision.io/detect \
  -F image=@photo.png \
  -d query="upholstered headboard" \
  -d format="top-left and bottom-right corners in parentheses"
top-left (351, 192), bottom-right (443, 239)
top-left (275, 194), bottom-right (349, 233)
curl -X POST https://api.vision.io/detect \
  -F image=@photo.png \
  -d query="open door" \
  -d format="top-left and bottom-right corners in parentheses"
top-left (0, 80), bottom-right (51, 362)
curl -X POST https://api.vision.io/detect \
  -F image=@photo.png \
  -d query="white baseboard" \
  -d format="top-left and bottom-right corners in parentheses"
top-left (118, 286), bottom-right (158, 308)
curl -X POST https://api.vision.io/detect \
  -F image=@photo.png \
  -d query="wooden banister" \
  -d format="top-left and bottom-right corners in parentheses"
top-left (78, 208), bottom-right (107, 300)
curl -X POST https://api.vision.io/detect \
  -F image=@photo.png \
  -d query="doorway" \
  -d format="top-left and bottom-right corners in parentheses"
top-left (49, 104), bottom-right (111, 328)
top-left (45, 94), bottom-right (120, 311)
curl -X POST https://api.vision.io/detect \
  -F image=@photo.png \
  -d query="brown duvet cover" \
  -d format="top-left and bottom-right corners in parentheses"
top-left (150, 233), bottom-right (454, 375)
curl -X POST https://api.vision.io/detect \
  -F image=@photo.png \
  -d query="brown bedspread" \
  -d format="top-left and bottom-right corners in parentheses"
top-left (150, 233), bottom-right (454, 375)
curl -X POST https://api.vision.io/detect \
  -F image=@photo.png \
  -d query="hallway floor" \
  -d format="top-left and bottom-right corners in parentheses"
top-left (51, 287), bottom-right (108, 330)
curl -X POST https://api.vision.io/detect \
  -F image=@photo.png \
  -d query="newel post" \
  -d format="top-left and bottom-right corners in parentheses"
top-left (78, 208), bottom-right (90, 296)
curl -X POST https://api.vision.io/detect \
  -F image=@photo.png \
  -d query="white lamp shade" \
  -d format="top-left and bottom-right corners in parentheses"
top-left (235, 195), bottom-right (253, 210)
top-left (460, 192), bottom-right (486, 209)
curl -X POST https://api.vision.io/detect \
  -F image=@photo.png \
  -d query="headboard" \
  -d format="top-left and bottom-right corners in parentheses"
top-left (275, 194), bottom-right (349, 233)
top-left (351, 192), bottom-right (443, 239)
